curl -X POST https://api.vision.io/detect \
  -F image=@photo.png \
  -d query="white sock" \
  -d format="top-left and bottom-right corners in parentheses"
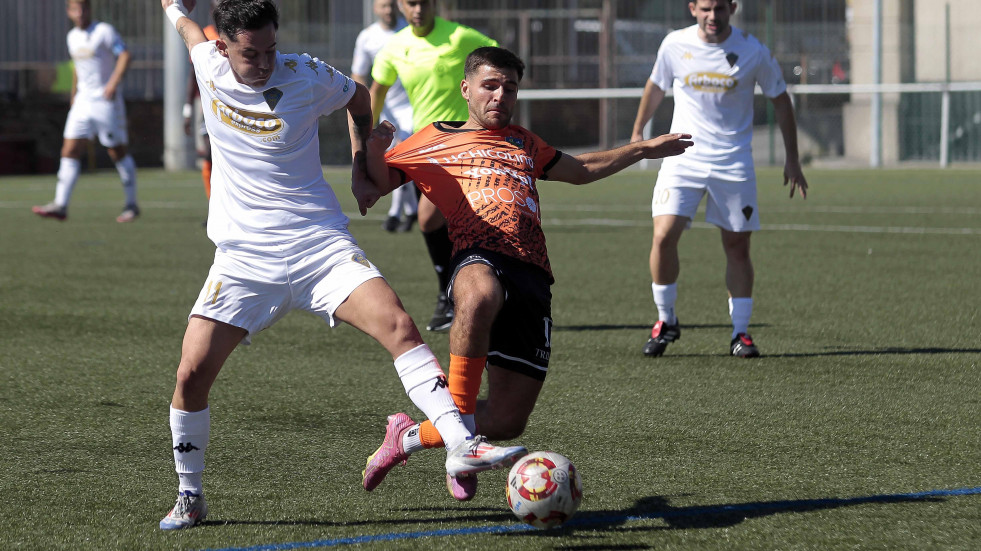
top-left (54, 157), bottom-right (81, 207)
top-left (401, 182), bottom-right (418, 216)
top-left (387, 185), bottom-right (402, 217)
top-left (394, 344), bottom-right (470, 450)
top-left (401, 423), bottom-right (425, 454)
top-left (115, 155), bottom-right (137, 206)
top-left (170, 405), bottom-right (209, 495)
top-left (652, 282), bottom-right (678, 324)
top-left (729, 297), bottom-right (753, 338)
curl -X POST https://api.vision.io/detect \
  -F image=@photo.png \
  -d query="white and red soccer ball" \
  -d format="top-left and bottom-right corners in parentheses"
top-left (506, 451), bottom-right (582, 529)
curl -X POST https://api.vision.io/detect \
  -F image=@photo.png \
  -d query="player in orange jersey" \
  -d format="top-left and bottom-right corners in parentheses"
top-left (183, 0), bottom-right (220, 203)
top-left (359, 46), bottom-right (692, 500)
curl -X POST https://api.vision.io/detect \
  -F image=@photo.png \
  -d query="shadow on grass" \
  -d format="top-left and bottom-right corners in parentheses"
top-left (767, 347), bottom-right (981, 358)
top-left (198, 507), bottom-right (513, 528)
top-left (555, 323), bottom-right (753, 332)
top-left (499, 491), bottom-right (946, 541)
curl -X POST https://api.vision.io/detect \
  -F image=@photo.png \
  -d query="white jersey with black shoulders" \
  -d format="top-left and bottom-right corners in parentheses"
top-left (650, 25), bottom-right (786, 174)
top-left (190, 42), bottom-right (356, 253)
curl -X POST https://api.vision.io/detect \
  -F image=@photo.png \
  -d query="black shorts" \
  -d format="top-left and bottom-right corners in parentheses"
top-left (447, 248), bottom-right (552, 381)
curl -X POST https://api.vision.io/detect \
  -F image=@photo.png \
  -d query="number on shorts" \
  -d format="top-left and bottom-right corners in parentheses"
top-left (205, 280), bottom-right (223, 305)
top-left (654, 188), bottom-right (671, 205)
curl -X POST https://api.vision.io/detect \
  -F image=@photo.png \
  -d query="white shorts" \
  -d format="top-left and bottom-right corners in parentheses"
top-left (189, 235), bottom-right (384, 344)
top-left (63, 96), bottom-right (129, 147)
top-left (652, 168), bottom-right (760, 232)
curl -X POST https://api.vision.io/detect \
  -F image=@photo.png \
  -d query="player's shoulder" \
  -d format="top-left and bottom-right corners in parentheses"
top-left (279, 52), bottom-right (350, 89)
top-left (730, 27), bottom-right (768, 53)
top-left (442, 17), bottom-right (494, 43)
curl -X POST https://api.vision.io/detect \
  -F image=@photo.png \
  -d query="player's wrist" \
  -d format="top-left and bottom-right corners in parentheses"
top-left (165, 2), bottom-right (188, 28)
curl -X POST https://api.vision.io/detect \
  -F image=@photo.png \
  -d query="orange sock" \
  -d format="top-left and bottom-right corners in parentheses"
top-left (201, 160), bottom-right (212, 199)
top-left (418, 420), bottom-right (445, 449)
top-left (449, 354), bottom-right (486, 415)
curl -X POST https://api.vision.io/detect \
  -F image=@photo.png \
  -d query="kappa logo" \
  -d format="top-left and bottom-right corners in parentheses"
top-left (211, 99), bottom-right (284, 136)
top-left (173, 442), bottom-right (200, 453)
top-left (284, 59), bottom-right (298, 73)
top-left (431, 375), bottom-right (448, 391)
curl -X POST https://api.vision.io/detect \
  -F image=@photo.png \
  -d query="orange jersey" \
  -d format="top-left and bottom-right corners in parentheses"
top-left (386, 122), bottom-right (562, 281)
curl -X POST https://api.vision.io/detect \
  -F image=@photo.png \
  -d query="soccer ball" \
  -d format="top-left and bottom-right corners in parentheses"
top-left (506, 451), bottom-right (582, 529)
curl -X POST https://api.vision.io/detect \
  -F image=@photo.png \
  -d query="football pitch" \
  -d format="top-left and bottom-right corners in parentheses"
top-left (1, 166), bottom-right (979, 550)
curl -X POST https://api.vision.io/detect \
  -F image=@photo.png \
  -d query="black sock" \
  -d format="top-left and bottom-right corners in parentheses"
top-left (422, 224), bottom-right (453, 294)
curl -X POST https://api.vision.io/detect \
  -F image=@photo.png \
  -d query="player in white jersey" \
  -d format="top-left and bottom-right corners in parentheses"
top-left (32, 0), bottom-right (139, 223)
top-left (157, 0), bottom-right (526, 531)
top-left (351, 0), bottom-right (418, 233)
top-left (630, 0), bottom-right (808, 359)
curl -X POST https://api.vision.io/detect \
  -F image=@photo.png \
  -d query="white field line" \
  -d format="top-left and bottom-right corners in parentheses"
top-left (2, 201), bottom-right (980, 235)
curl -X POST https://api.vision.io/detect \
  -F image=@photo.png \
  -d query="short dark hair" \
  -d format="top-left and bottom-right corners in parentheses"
top-left (214, 0), bottom-right (279, 41)
top-left (464, 46), bottom-right (525, 82)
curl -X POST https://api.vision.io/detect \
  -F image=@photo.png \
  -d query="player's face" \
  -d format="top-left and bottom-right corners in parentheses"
top-left (218, 23), bottom-right (278, 88)
top-left (400, 0), bottom-right (435, 34)
top-left (461, 64), bottom-right (519, 131)
top-left (689, 0), bottom-right (736, 43)
top-left (66, 1), bottom-right (91, 29)
top-left (375, 0), bottom-right (399, 29)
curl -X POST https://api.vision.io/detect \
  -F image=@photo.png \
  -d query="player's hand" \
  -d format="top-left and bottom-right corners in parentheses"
top-left (351, 152), bottom-right (381, 216)
top-left (646, 133), bottom-right (693, 158)
top-left (103, 82), bottom-right (118, 101)
top-left (630, 132), bottom-right (645, 144)
top-left (367, 121), bottom-right (396, 157)
top-left (162, 0), bottom-right (196, 12)
top-left (784, 160), bottom-right (808, 199)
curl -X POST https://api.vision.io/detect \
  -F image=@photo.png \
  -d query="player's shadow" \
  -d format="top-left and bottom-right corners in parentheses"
top-left (766, 346), bottom-right (981, 358)
top-left (497, 491), bottom-right (943, 540)
top-left (555, 323), bottom-right (745, 332)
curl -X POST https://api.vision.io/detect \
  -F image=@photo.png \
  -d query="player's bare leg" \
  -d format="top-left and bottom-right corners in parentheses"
top-left (644, 215), bottom-right (688, 356)
top-left (720, 229), bottom-right (759, 357)
top-left (162, 316), bottom-right (245, 530)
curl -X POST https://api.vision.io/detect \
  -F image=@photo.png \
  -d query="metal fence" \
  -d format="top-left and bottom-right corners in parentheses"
top-left (2, 0), bottom-right (979, 169)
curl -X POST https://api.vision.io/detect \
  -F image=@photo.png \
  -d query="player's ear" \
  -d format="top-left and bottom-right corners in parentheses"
top-left (216, 39), bottom-right (229, 58)
top-left (460, 79), bottom-right (470, 102)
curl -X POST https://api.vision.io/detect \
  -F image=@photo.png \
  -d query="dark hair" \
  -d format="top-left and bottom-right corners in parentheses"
top-left (464, 46), bottom-right (525, 82)
top-left (214, 0), bottom-right (279, 41)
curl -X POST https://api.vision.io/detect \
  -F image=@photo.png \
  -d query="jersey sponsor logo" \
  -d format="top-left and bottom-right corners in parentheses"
top-left (466, 184), bottom-right (538, 214)
top-left (210, 99), bottom-right (284, 136)
top-left (439, 149), bottom-right (535, 169)
top-left (685, 72), bottom-right (738, 93)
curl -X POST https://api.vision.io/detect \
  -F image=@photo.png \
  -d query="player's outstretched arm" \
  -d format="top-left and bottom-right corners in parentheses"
top-left (362, 121), bottom-right (405, 197)
top-left (548, 133), bottom-right (693, 186)
top-left (162, 0), bottom-right (208, 52)
top-left (771, 92), bottom-right (808, 199)
top-left (630, 81), bottom-right (666, 143)
top-left (368, 81), bottom-right (391, 126)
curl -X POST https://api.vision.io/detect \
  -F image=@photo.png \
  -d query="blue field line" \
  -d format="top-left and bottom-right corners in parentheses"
top-left (201, 485), bottom-right (981, 551)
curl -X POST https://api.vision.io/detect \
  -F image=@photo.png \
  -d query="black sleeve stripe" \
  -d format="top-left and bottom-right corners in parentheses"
top-left (540, 151), bottom-right (563, 180)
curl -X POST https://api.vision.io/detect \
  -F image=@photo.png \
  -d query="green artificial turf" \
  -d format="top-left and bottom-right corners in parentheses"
top-left (0, 166), bottom-right (978, 550)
